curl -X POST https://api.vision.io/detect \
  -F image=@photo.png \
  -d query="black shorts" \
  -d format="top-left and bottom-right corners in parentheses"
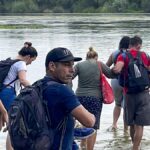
top-left (125, 90), bottom-right (150, 126)
top-left (78, 96), bottom-right (103, 129)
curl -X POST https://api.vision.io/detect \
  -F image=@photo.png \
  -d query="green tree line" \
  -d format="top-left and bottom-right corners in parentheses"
top-left (0, 0), bottom-right (150, 13)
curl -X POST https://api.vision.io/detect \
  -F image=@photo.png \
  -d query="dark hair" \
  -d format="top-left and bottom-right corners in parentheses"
top-left (24, 42), bottom-right (32, 47)
top-left (45, 47), bottom-right (82, 68)
top-left (18, 46), bottom-right (38, 58)
top-left (119, 36), bottom-right (130, 50)
top-left (130, 35), bottom-right (142, 46)
top-left (86, 47), bottom-right (98, 60)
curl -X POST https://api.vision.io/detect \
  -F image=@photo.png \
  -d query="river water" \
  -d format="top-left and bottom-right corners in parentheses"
top-left (0, 13), bottom-right (150, 150)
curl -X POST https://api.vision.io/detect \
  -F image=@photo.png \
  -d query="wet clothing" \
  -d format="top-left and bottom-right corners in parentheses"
top-left (0, 61), bottom-right (26, 110)
top-left (74, 59), bottom-right (114, 129)
top-left (43, 76), bottom-right (80, 150)
top-left (78, 96), bottom-right (103, 129)
top-left (116, 49), bottom-right (150, 126)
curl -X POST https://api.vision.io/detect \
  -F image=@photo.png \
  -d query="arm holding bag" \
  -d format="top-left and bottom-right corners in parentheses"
top-left (98, 61), bottom-right (114, 104)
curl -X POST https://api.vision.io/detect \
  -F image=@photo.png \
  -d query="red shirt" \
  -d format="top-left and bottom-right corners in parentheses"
top-left (117, 49), bottom-right (150, 67)
top-left (116, 49), bottom-right (150, 93)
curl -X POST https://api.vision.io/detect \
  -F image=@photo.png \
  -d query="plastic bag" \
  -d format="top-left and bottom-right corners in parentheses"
top-left (101, 74), bottom-right (114, 104)
top-left (97, 61), bottom-right (114, 104)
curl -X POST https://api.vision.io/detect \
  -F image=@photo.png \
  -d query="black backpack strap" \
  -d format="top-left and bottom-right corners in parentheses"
top-left (127, 51), bottom-right (141, 60)
top-left (126, 51), bottom-right (134, 61)
top-left (58, 117), bottom-right (68, 150)
top-left (137, 51), bottom-right (141, 57)
top-left (4, 77), bottom-right (18, 87)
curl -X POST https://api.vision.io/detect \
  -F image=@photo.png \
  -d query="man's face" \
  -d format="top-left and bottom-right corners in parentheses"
top-left (53, 61), bottom-right (74, 84)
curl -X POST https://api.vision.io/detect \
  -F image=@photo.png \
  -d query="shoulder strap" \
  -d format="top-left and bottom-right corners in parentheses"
top-left (5, 77), bottom-right (18, 87)
top-left (137, 51), bottom-right (141, 58)
top-left (125, 52), bottom-right (133, 61)
top-left (2, 59), bottom-right (21, 88)
top-left (58, 117), bottom-right (68, 150)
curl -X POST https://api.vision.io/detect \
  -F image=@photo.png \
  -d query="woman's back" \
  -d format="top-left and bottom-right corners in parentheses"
top-left (74, 59), bottom-right (101, 97)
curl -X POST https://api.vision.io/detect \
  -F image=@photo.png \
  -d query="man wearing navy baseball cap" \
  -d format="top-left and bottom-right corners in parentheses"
top-left (45, 47), bottom-right (82, 65)
top-left (43, 47), bottom-right (95, 149)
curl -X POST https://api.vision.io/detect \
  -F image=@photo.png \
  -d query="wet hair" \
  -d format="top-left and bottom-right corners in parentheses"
top-left (119, 36), bottom-right (130, 51)
top-left (18, 44), bottom-right (38, 58)
top-left (130, 35), bottom-right (142, 46)
top-left (86, 47), bottom-right (98, 60)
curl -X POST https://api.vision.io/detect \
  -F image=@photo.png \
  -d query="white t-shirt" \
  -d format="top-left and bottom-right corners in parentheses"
top-left (3, 61), bottom-right (27, 92)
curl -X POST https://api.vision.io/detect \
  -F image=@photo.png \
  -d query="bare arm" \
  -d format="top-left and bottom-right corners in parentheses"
top-left (71, 105), bottom-right (95, 127)
top-left (73, 63), bottom-right (79, 79)
top-left (18, 70), bottom-right (30, 87)
top-left (0, 101), bottom-right (8, 131)
top-left (101, 61), bottom-right (116, 78)
top-left (106, 53), bottom-right (113, 67)
top-left (113, 61), bottom-right (124, 74)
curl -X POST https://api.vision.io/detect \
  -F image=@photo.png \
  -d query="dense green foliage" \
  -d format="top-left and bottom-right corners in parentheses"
top-left (0, 0), bottom-right (150, 13)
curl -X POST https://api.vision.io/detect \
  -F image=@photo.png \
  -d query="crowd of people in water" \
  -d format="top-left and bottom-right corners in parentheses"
top-left (0, 35), bottom-right (150, 150)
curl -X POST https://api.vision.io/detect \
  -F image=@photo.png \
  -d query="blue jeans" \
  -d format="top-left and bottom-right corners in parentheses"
top-left (0, 87), bottom-right (16, 111)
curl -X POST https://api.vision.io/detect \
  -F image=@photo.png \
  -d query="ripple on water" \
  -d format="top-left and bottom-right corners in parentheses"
top-left (0, 131), bottom-right (7, 150)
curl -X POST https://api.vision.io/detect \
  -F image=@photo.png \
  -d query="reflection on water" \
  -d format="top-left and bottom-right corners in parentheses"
top-left (95, 128), bottom-right (131, 150)
top-left (0, 14), bottom-right (150, 149)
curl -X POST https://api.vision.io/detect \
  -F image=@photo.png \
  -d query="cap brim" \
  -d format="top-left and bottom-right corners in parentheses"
top-left (59, 56), bottom-right (82, 62)
top-left (74, 57), bottom-right (82, 61)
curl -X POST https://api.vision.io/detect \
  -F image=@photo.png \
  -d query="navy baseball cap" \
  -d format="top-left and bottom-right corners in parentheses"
top-left (45, 47), bottom-right (82, 67)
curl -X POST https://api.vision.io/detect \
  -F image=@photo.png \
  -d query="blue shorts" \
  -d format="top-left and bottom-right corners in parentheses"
top-left (0, 87), bottom-right (16, 111)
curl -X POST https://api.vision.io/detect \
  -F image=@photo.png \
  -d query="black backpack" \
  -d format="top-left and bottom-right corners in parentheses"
top-left (0, 58), bottom-right (20, 90)
top-left (8, 79), bottom-right (67, 150)
top-left (119, 52), bottom-right (150, 93)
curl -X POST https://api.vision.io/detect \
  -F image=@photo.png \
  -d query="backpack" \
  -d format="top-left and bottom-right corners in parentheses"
top-left (112, 50), bottom-right (122, 64)
top-left (8, 79), bottom-right (67, 150)
top-left (119, 52), bottom-right (150, 93)
top-left (0, 58), bottom-right (20, 90)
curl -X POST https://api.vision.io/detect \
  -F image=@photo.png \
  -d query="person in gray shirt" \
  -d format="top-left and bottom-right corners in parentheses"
top-left (73, 47), bottom-right (115, 150)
